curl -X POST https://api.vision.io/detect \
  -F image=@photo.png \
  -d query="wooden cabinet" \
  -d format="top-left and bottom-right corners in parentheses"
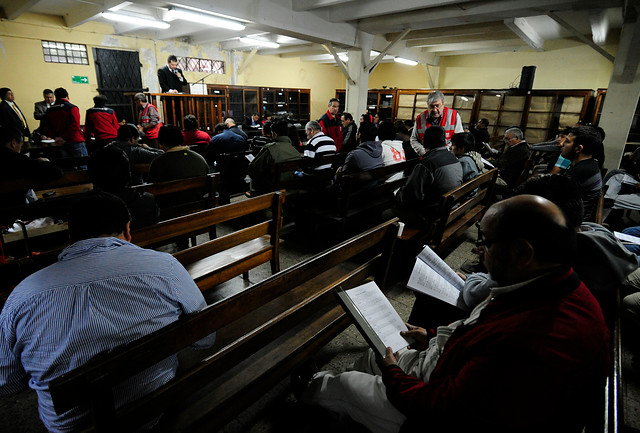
top-left (208, 85), bottom-right (310, 124)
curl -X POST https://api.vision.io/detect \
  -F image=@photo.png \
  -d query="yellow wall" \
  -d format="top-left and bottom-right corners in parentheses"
top-left (369, 37), bottom-right (617, 91)
top-left (0, 12), bottom-right (345, 127)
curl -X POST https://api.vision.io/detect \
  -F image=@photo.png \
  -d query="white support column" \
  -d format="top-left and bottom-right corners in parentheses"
top-left (345, 31), bottom-right (374, 118)
top-left (599, 11), bottom-right (640, 171)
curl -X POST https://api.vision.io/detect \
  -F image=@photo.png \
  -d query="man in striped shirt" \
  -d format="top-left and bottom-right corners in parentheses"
top-left (304, 120), bottom-right (336, 170)
top-left (0, 191), bottom-right (212, 432)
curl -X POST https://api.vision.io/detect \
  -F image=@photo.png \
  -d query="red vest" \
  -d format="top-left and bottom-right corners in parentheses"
top-left (415, 106), bottom-right (457, 143)
top-left (139, 103), bottom-right (163, 140)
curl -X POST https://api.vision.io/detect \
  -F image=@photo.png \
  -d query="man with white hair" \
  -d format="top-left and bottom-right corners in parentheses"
top-left (304, 120), bottom-right (336, 170)
top-left (410, 90), bottom-right (463, 156)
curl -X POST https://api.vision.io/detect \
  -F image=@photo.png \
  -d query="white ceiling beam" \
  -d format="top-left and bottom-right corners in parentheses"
top-left (366, 28), bottom-right (411, 72)
top-left (422, 39), bottom-right (526, 52)
top-left (1, 0), bottom-right (41, 20)
top-left (434, 47), bottom-right (530, 56)
top-left (406, 31), bottom-right (516, 47)
top-left (358, 0), bottom-right (604, 33)
top-left (387, 22), bottom-right (508, 41)
top-left (504, 17), bottom-right (545, 50)
top-left (545, 11), bottom-right (615, 62)
top-left (157, 22), bottom-right (210, 40)
top-left (292, 0), bottom-right (350, 12)
top-left (64, 0), bottom-right (125, 27)
top-left (258, 44), bottom-right (317, 56)
top-left (322, 43), bottom-right (355, 85)
top-left (325, 0), bottom-right (461, 22)
top-left (158, 0), bottom-right (358, 47)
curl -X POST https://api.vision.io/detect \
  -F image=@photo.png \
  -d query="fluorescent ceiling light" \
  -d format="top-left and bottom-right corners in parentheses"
top-left (166, 8), bottom-right (245, 31)
top-left (101, 12), bottom-right (170, 29)
top-left (394, 57), bottom-right (418, 66)
top-left (338, 53), bottom-right (348, 62)
top-left (239, 37), bottom-right (279, 48)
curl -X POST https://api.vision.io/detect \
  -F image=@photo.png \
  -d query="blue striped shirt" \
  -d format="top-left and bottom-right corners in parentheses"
top-left (0, 237), bottom-right (210, 432)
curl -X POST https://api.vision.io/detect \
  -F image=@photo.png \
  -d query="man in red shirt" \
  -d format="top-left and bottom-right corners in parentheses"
top-left (84, 94), bottom-right (119, 152)
top-left (318, 98), bottom-right (343, 151)
top-left (303, 195), bottom-right (609, 433)
top-left (43, 88), bottom-right (88, 158)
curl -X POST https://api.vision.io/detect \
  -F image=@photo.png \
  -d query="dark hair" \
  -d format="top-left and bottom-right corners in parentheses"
top-left (69, 191), bottom-right (131, 242)
top-left (423, 125), bottom-right (446, 149)
top-left (183, 114), bottom-right (199, 131)
top-left (214, 122), bottom-right (228, 134)
top-left (394, 120), bottom-right (409, 135)
top-left (93, 94), bottom-right (108, 107)
top-left (479, 118), bottom-right (489, 127)
top-left (360, 113), bottom-right (372, 124)
top-left (287, 124), bottom-right (301, 147)
top-left (516, 174), bottom-right (584, 229)
top-left (116, 123), bottom-right (140, 141)
top-left (158, 125), bottom-right (184, 148)
top-left (262, 120), bottom-right (272, 136)
top-left (329, 98), bottom-right (339, 105)
top-left (342, 112), bottom-right (353, 122)
top-left (271, 119), bottom-right (289, 137)
top-left (0, 88), bottom-right (10, 100)
top-left (43, 89), bottom-right (54, 95)
top-left (88, 145), bottom-right (131, 192)
top-left (493, 197), bottom-right (576, 266)
top-left (54, 87), bottom-right (69, 99)
top-left (569, 126), bottom-right (601, 157)
top-left (0, 125), bottom-right (23, 146)
top-left (359, 122), bottom-right (378, 142)
top-left (378, 121), bottom-right (396, 141)
top-left (450, 132), bottom-right (475, 153)
top-left (403, 119), bottom-right (413, 129)
top-left (167, 55), bottom-right (178, 63)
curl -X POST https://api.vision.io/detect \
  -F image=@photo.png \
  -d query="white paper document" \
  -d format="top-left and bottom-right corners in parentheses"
top-left (336, 282), bottom-right (412, 356)
top-left (407, 245), bottom-right (467, 310)
top-left (615, 231), bottom-right (640, 245)
top-left (245, 154), bottom-right (255, 162)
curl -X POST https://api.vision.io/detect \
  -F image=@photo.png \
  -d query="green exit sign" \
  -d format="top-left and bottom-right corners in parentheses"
top-left (71, 75), bottom-right (89, 84)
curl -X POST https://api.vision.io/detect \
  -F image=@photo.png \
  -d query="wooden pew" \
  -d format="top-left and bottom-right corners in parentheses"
top-left (48, 218), bottom-right (400, 433)
top-left (131, 190), bottom-right (285, 293)
top-left (132, 173), bottom-right (220, 221)
top-left (398, 168), bottom-right (499, 258)
top-left (302, 159), bottom-right (417, 241)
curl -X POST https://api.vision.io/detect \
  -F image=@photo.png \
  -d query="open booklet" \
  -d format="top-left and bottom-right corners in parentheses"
top-left (615, 231), bottom-right (640, 245)
top-left (335, 282), bottom-right (414, 358)
top-left (407, 245), bottom-right (468, 311)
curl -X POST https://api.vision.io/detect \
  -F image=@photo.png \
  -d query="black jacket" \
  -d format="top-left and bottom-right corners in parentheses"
top-left (157, 65), bottom-right (188, 93)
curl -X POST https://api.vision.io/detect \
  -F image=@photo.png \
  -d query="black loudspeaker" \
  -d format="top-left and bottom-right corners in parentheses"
top-left (519, 66), bottom-right (536, 90)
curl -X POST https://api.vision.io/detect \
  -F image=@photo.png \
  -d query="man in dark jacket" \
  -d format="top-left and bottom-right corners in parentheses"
top-left (396, 125), bottom-right (463, 226)
top-left (493, 126), bottom-right (530, 187)
top-left (338, 122), bottom-right (382, 175)
top-left (341, 112), bottom-right (358, 153)
top-left (157, 55), bottom-right (188, 93)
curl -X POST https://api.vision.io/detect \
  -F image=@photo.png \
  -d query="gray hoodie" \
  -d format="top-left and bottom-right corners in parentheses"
top-left (341, 140), bottom-right (383, 175)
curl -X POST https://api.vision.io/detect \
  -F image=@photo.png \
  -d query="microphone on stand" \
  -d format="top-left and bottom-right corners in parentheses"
top-left (191, 71), bottom-right (217, 94)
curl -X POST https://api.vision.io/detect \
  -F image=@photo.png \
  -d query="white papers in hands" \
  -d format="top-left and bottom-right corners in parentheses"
top-left (615, 231), bottom-right (640, 245)
top-left (336, 282), bottom-right (412, 357)
top-left (407, 245), bottom-right (467, 310)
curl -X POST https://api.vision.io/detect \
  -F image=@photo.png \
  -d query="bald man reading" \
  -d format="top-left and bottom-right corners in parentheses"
top-left (302, 195), bottom-right (609, 433)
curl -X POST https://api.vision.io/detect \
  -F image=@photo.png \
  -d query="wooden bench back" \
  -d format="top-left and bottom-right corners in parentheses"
top-left (49, 218), bottom-right (400, 432)
top-left (132, 173), bottom-right (220, 221)
top-left (430, 168), bottom-right (499, 257)
top-left (272, 153), bottom-right (346, 191)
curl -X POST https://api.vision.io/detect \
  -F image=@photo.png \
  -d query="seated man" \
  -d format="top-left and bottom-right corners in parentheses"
top-left (89, 145), bottom-right (159, 229)
top-left (0, 191), bottom-right (212, 432)
top-left (182, 114), bottom-right (210, 154)
top-left (251, 120), bottom-right (272, 149)
top-left (245, 112), bottom-right (262, 128)
top-left (450, 132), bottom-right (480, 182)
top-left (248, 118), bottom-right (301, 196)
top-left (338, 122), bottom-right (383, 176)
top-left (562, 126), bottom-right (603, 222)
top-left (493, 126), bottom-right (530, 188)
top-left (224, 117), bottom-right (249, 140)
top-left (304, 120), bottom-right (336, 170)
top-left (302, 195), bottom-right (609, 433)
top-left (109, 123), bottom-right (163, 185)
top-left (396, 125), bottom-right (463, 226)
top-left (205, 122), bottom-right (249, 170)
top-left (0, 125), bottom-right (63, 206)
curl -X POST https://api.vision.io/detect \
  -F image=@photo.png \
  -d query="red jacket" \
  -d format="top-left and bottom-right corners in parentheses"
top-left (319, 110), bottom-right (343, 151)
top-left (382, 268), bottom-right (609, 433)
top-left (415, 106), bottom-right (458, 143)
top-left (43, 98), bottom-right (84, 143)
top-left (183, 129), bottom-right (210, 147)
top-left (84, 107), bottom-right (119, 142)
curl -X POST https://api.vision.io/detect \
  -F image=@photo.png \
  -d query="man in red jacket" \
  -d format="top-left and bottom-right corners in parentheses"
top-left (84, 94), bottom-right (119, 152)
top-left (318, 98), bottom-right (343, 151)
top-left (303, 195), bottom-right (609, 433)
top-left (43, 87), bottom-right (88, 158)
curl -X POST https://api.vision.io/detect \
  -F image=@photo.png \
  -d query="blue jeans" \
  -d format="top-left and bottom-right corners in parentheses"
top-left (622, 227), bottom-right (640, 263)
top-left (62, 141), bottom-right (88, 169)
